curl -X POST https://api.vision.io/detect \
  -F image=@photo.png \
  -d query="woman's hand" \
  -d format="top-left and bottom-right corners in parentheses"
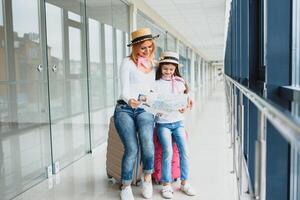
top-left (128, 99), bottom-right (140, 108)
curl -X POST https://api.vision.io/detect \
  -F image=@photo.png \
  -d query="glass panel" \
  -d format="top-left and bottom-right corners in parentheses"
top-left (116, 29), bottom-right (123, 99)
top-left (179, 42), bottom-right (188, 81)
top-left (167, 33), bottom-right (176, 51)
top-left (0, 1), bottom-right (51, 199)
top-left (292, 0), bottom-right (300, 87)
top-left (0, 1), bottom-right (2, 25)
top-left (291, 1), bottom-right (300, 199)
top-left (46, 0), bottom-right (89, 169)
top-left (0, 0), bottom-right (6, 82)
top-left (86, 0), bottom-right (110, 148)
top-left (68, 11), bottom-right (81, 22)
top-left (104, 24), bottom-right (115, 107)
top-left (125, 32), bottom-right (129, 56)
top-left (87, 18), bottom-right (103, 110)
top-left (69, 27), bottom-right (82, 75)
top-left (194, 55), bottom-right (199, 87)
top-left (116, 30), bottom-right (123, 69)
top-left (137, 12), bottom-right (166, 59)
top-left (106, 78), bottom-right (114, 105)
top-left (105, 24), bottom-right (114, 78)
top-left (112, 0), bottom-right (129, 33)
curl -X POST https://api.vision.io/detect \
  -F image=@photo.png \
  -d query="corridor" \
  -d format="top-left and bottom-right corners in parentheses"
top-left (13, 82), bottom-right (238, 200)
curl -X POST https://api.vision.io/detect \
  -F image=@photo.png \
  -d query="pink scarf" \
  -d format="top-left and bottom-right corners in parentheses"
top-left (137, 56), bottom-right (151, 70)
top-left (162, 75), bottom-right (185, 93)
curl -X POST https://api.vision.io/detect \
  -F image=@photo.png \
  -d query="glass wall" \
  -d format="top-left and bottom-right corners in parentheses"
top-left (86, 0), bottom-right (129, 148)
top-left (45, 0), bottom-right (90, 170)
top-left (0, 0), bottom-right (52, 199)
top-left (0, 1), bottom-right (211, 199)
top-left (291, 0), bottom-right (300, 199)
top-left (179, 41), bottom-right (188, 81)
top-left (137, 11), bottom-right (166, 59)
top-left (0, 0), bottom-right (129, 199)
top-left (186, 48), bottom-right (192, 85)
top-left (136, 10), bottom-right (210, 90)
top-left (166, 32), bottom-right (176, 51)
top-left (194, 54), bottom-right (200, 88)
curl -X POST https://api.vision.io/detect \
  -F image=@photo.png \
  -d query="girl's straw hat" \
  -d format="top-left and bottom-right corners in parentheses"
top-left (159, 51), bottom-right (181, 66)
top-left (127, 28), bottom-right (159, 47)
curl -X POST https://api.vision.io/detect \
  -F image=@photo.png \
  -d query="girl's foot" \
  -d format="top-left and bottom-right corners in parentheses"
top-left (180, 183), bottom-right (196, 196)
top-left (161, 185), bottom-right (173, 199)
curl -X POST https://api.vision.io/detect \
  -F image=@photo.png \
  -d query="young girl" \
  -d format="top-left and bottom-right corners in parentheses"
top-left (154, 51), bottom-right (196, 199)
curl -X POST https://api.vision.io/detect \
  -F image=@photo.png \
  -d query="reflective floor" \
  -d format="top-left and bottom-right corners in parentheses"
top-left (13, 81), bottom-right (238, 200)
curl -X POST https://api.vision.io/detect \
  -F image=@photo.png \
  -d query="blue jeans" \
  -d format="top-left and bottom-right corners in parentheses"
top-left (114, 103), bottom-right (155, 185)
top-left (156, 121), bottom-right (189, 183)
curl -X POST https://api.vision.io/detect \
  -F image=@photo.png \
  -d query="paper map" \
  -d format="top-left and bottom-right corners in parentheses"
top-left (139, 92), bottom-right (189, 118)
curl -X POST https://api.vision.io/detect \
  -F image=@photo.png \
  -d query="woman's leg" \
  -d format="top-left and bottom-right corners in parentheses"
top-left (136, 110), bottom-right (155, 178)
top-left (136, 110), bottom-right (155, 198)
top-left (156, 123), bottom-right (173, 184)
top-left (172, 121), bottom-right (189, 181)
top-left (114, 105), bottom-right (138, 186)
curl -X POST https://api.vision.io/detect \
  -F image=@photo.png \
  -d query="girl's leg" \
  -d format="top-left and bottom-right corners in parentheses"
top-left (136, 110), bottom-right (155, 179)
top-left (172, 121), bottom-right (189, 182)
top-left (156, 123), bottom-right (173, 183)
top-left (114, 105), bottom-right (138, 186)
top-left (157, 123), bottom-right (174, 199)
top-left (173, 122), bottom-right (196, 196)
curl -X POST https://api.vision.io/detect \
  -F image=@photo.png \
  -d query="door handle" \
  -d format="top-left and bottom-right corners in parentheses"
top-left (36, 64), bottom-right (43, 72)
top-left (52, 65), bottom-right (57, 72)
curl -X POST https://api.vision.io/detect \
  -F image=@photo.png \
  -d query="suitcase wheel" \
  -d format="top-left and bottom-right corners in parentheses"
top-left (152, 178), bottom-right (160, 185)
top-left (134, 179), bottom-right (142, 186)
top-left (107, 173), bottom-right (113, 179)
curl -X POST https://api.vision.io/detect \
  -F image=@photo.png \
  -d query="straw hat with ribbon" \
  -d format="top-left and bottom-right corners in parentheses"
top-left (159, 51), bottom-right (182, 67)
top-left (127, 28), bottom-right (160, 47)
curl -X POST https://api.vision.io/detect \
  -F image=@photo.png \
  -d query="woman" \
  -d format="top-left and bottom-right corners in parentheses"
top-left (114, 27), bottom-right (159, 200)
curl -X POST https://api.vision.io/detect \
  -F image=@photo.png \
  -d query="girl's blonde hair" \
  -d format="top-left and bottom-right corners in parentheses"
top-left (129, 39), bottom-right (156, 63)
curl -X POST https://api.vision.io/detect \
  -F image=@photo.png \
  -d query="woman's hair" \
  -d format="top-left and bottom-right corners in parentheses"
top-left (156, 62), bottom-right (189, 94)
top-left (129, 39), bottom-right (156, 63)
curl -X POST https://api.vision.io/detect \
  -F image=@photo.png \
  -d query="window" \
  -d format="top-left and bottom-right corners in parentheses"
top-left (167, 33), bottom-right (176, 51)
top-left (137, 11), bottom-right (166, 58)
top-left (291, 0), bottom-right (300, 199)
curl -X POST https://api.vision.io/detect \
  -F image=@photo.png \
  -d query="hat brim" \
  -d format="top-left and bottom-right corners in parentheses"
top-left (159, 59), bottom-right (183, 67)
top-left (127, 34), bottom-right (160, 47)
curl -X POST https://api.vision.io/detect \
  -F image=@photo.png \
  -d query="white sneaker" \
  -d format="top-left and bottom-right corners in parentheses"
top-left (120, 186), bottom-right (134, 200)
top-left (180, 183), bottom-right (196, 196)
top-left (142, 180), bottom-right (153, 199)
top-left (161, 185), bottom-right (173, 199)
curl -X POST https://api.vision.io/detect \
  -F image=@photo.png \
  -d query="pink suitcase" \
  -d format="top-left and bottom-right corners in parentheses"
top-left (152, 129), bottom-right (181, 184)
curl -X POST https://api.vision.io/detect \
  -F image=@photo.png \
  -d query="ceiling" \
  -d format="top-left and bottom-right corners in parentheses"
top-left (143, 0), bottom-right (226, 62)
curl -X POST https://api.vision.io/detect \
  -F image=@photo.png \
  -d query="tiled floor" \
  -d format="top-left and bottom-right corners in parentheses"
top-left (13, 82), bottom-right (238, 200)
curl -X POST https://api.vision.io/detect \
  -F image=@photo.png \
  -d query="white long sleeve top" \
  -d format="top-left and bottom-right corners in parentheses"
top-left (119, 57), bottom-right (156, 104)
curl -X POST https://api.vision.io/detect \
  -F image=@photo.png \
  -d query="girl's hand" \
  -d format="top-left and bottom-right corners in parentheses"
top-left (187, 98), bottom-right (193, 110)
top-left (178, 107), bottom-right (186, 113)
top-left (128, 99), bottom-right (140, 108)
